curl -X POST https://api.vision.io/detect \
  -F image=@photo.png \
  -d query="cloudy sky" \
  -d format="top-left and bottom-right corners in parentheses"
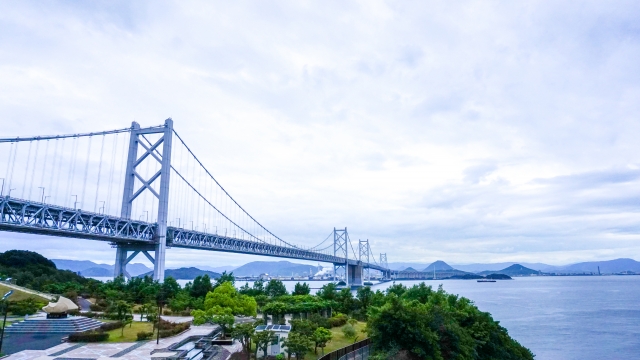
top-left (1, 1), bottom-right (639, 268)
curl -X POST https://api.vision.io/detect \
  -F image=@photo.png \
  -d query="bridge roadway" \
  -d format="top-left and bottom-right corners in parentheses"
top-left (0, 196), bottom-right (387, 272)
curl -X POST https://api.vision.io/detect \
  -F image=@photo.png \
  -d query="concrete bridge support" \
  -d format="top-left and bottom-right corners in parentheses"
top-left (347, 263), bottom-right (363, 288)
top-left (114, 244), bottom-right (156, 278)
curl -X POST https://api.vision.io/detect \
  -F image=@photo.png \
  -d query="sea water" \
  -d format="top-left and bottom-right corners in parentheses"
top-left (94, 276), bottom-right (640, 359)
top-left (238, 276), bottom-right (640, 360)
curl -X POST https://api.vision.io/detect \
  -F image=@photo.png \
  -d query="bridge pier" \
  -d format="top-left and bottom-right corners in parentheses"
top-left (114, 244), bottom-right (156, 278)
top-left (347, 262), bottom-right (363, 288)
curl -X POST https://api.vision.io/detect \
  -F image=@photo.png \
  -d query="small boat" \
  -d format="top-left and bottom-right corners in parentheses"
top-left (477, 279), bottom-right (496, 283)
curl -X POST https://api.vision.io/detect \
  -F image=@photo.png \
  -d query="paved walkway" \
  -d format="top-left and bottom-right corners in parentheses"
top-left (6, 325), bottom-right (240, 360)
top-left (0, 282), bottom-right (55, 301)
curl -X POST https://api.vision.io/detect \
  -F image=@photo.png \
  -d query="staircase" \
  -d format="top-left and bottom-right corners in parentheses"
top-left (4, 316), bottom-right (104, 333)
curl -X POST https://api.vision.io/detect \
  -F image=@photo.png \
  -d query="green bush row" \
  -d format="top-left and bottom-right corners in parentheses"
top-left (68, 331), bottom-right (109, 342)
top-left (137, 331), bottom-right (154, 341)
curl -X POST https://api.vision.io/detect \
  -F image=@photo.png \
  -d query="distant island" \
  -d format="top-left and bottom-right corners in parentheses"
top-left (137, 267), bottom-right (221, 280)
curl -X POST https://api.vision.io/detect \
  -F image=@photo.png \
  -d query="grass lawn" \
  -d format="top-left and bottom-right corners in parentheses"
top-left (304, 322), bottom-right (367, 359)
top-left (105, 321), bottom-right (155, 343)
top-left (248, 322), bottom-right (367, 359)
top-left (0, 284), bottom-right (50, 303)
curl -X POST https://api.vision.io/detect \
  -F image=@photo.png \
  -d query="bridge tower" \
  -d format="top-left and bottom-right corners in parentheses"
top-left (333, 228), bottom-right (348, 286)
top-left (115, 119), bottom-right (173, 281)
top-left (359, 239), bottom-right (370, 281)
top-left (380, 253), bottom-right (389, 279)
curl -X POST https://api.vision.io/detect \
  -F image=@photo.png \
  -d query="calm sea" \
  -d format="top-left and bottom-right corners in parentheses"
top-left (93, 276), bottom-right (640, 359)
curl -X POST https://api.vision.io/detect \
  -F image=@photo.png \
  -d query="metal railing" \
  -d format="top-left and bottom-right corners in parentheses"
top-left (318, 338), bottom-right (371, 360)
top-left (339, 345), bottom-right (369, 360)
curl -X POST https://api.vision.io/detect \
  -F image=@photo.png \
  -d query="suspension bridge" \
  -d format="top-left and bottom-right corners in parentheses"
top-left (0, 119), bottom-right (391, 287)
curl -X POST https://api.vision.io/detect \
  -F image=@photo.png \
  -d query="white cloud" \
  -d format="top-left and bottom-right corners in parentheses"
top-left (1, 1), bottom-right (639, 267)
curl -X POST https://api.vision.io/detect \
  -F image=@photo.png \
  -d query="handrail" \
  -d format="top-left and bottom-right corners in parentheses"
top-left (318, 338), bottom-right (371, 360)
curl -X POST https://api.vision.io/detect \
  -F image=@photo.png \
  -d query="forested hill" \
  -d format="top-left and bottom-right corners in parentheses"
top-left (138, 267), bottom-right (221, 280)
top-left (0, 250), bottom-right (93, 292)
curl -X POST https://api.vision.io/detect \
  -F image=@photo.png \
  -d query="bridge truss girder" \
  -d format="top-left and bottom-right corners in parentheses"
top-left (0, 196), bottom-right (156, 243)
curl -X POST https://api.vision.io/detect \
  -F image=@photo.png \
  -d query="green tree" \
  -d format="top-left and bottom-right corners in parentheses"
top-left (282, 331), bottom-right (313, 360)
top-left (336, 288), bottom-right (355, 314)
top-left (215, 271), bottom-right (235, 288)
top-left (160, 277), bottom-right (181, 300)
top-left (231, 322), bottom-right (256, 360)
top-left (213, 313), bottom-right (235, 339)
top-left (293, 282), bottom-right (311, 296)
top-left (356, 286), bottom-right (373, 316)
top-left (367, 285), bottom-right (535, 360)
top-left (312, 327), bottom-right (333, 355)
top-left (202, 281), bottom-right (257, 316)
top-left (190, 274), bottom-right (213, 298)
top-left (139, 302), bottom-right (157, 321)
top-left (290, 319), bottom-right (317, 337)
top-left (316, 283), bottom-right (338, 301)
top-left (265, 279), bottom-right (288, 298)
top-left (111, 300), bottom-right (133, 337)
top-left (262, 301), bottom-right (287, 324)
top-left (252, 330), bottom-right (276, 359)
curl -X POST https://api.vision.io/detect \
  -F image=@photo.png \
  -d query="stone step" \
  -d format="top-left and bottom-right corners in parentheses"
top-left (5, 316), bottom-right (104, 334)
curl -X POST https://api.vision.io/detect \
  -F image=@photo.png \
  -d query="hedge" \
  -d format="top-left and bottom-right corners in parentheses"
top-left (137, 331), bottom-right (154, 341)
top-left (99, 321), bottom-right (124, 331)
top-left (68, 331), bottom-right (109, 342)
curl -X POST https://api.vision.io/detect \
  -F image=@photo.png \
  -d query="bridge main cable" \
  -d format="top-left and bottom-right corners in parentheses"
top-left (0, 125), bottom-right (165, 143)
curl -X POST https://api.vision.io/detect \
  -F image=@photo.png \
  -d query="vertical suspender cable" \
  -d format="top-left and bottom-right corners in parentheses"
top-left (27, 140), bottom-right (41, 201)
top-left (21, 141), bottom-right (33, 199)
top-left (116, 132), bottom-right (128, 214)
top-left (39, 140), bottom-right (50, 197)
top-left (106, 134), bottom-right (118, 215)
top-left (20, 141), bottom-right (33, 199)
top-left (196, 165), bottom-right (202, 229)
top-left (48, 139), bottom-right (59, 204)
top-left (93, 135), bottom-right (106, 212)
top-left (66, 138), bottom-right (79, 207)
top-left (80, 136), bottom-right (93, 209)
top-left (3, 143), bottom-right (14, 196)
top-left (9, 142), bottom-right (19, 194)
top-left (54, 139), bottom-right (66, 205)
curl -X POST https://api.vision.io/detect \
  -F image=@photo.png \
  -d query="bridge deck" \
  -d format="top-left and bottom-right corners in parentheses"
top-left (0, 196), bottom-right (387, 271)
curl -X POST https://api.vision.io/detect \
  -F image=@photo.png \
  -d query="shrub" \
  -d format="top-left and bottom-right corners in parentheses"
top-left (328, 314), bottom-right (348, 328)
top-left (342, 324), bottom-right (356, 340)
top-left (156, 319), bottom-right (190, 338)
top-left (99, 321), bottom-right (123, 332)
top-left (137, 331), bottom-right (154, 341)
top-left (90, 304), bottom-right (105, 311)
top-left (163, 309), bottom-right (173, 315)
top-left (68, 331), bottom-right (109, 342)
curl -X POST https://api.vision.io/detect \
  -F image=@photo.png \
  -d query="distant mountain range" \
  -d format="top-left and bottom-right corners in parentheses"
top-left (54, 257), bottom-right (640, 280)
top-left (52, 259), bottom-right (152, 277)
top-left (197, 265), bottom-right (237, 273)
top-left (391, 258), bottom-right (640, 274)
top-left (138, 267), bottom-right (221, 280)
top-left (232, 261), bottom-right (322, 277)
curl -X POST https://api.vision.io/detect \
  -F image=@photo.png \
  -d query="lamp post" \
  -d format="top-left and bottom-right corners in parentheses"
top-left (7, 189), bottom-right (15, 197)
top-left (156, 289), bottom-right (164, 345)
top-left (0, 178), bottom-right (4, 196)
top-left (71, 195), bottom-right (78, 209)
top-left (0, 290), bottom-right (14, 355)
top-left (38, 187), bottom-right (45, 203)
